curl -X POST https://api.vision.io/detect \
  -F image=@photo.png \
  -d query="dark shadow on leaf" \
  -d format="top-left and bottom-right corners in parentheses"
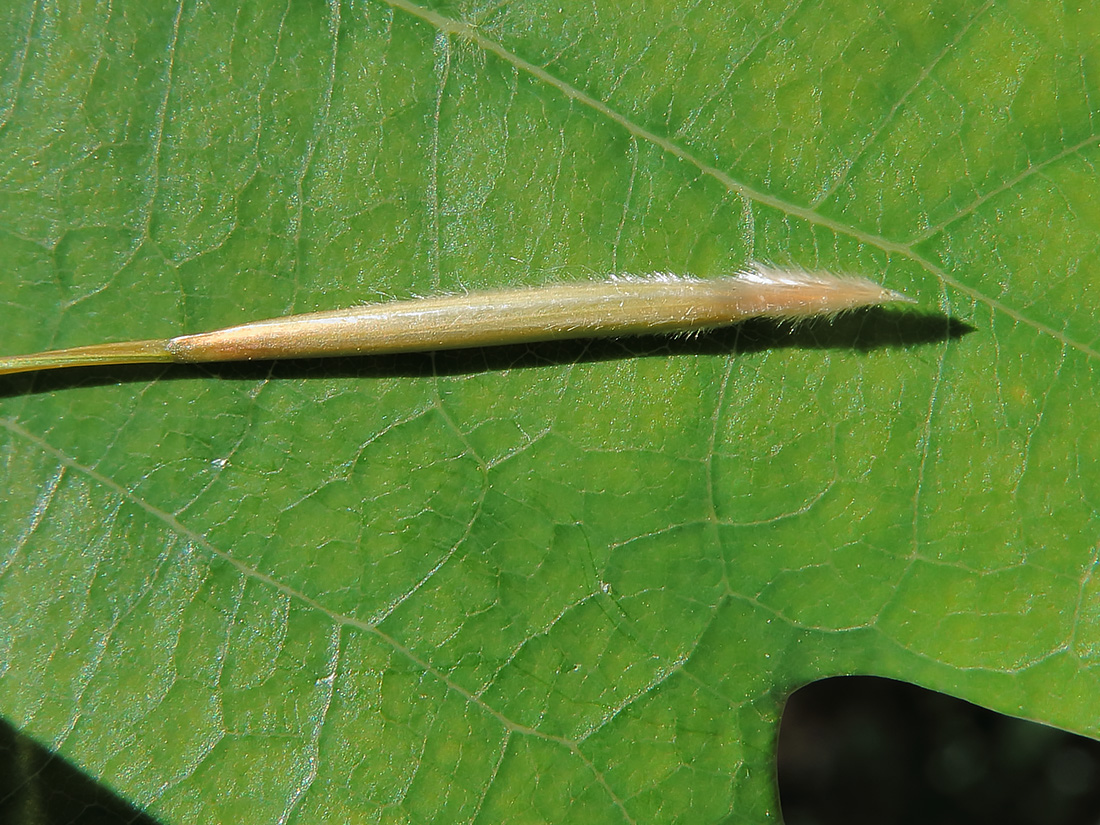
top-left (0, 716), bottom-right (162, 825)
top-left (0, 307), bottom-right (974, 398)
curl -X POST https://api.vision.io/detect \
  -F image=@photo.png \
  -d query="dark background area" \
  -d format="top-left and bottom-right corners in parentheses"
top-left (0, 717), bottom-right (155, 825)
top-left (778, 676), bottom-right (1100, 825)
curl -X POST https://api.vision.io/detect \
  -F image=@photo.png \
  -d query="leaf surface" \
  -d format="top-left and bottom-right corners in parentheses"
top-left (1, 0), bottom-right (1099, 822)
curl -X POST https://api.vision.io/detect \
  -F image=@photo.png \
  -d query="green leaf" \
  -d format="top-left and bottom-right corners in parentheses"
top-left (2, 0), bottom-right (1098, 822)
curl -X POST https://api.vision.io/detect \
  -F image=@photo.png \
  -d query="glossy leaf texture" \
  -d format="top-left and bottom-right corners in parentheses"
top-left (1, 0), bottom-right (1098, 822)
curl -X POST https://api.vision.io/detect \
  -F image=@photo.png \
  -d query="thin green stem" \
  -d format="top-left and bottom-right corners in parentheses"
top-left (0, 339), bottom-right (174, 376)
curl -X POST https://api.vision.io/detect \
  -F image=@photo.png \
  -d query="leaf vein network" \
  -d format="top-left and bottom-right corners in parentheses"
top-left (0, 414), bottom-right (637, 817)
top-left (377, 0), bottom-right (1100, 362)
